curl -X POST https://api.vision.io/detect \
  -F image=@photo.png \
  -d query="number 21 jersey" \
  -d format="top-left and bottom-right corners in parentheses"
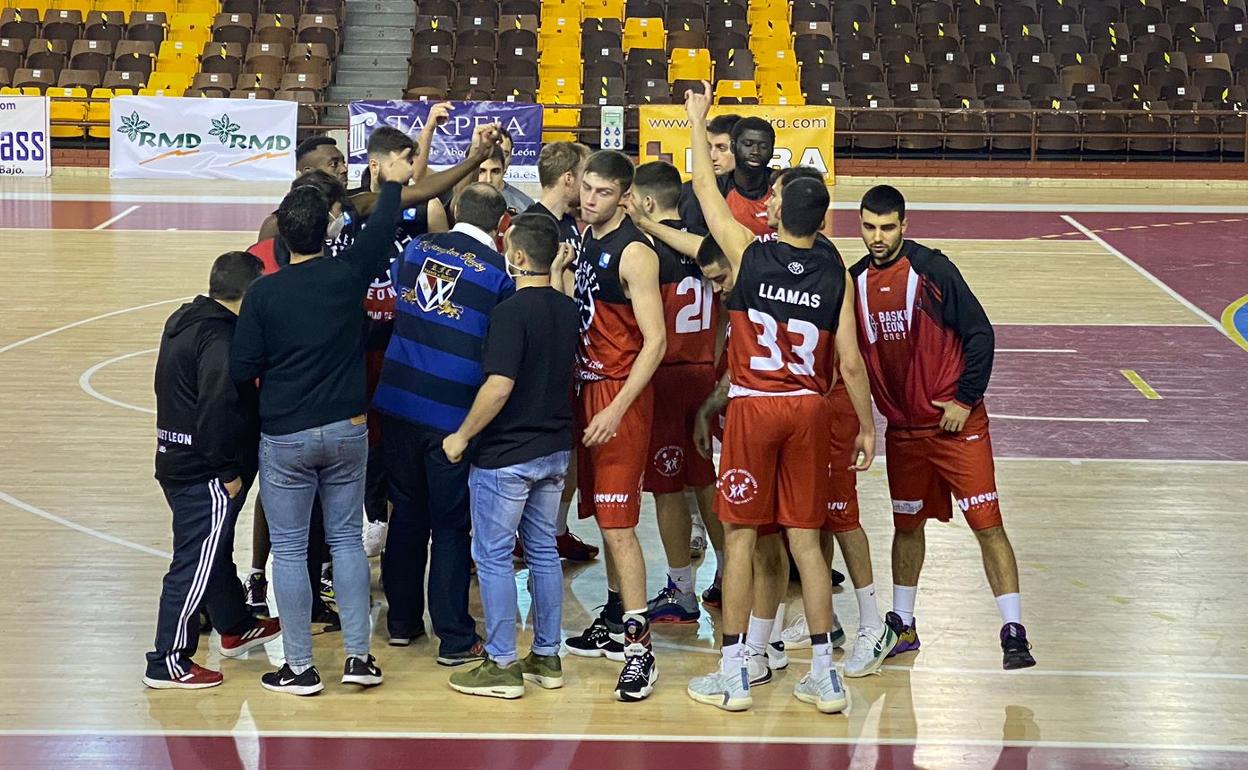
top-left (725, 238), bottom-right (846, 395)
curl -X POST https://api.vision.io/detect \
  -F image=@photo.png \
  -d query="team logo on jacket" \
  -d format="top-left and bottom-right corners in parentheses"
top-left (718, 468), bottom-right (759, 505)
top-left (787, 261), bottom-right (805, 275)
top-left (654, 445), bottom-right (684, 477)
top-left (414, 257), bottom-right (462, 313)
top-left (574, 257), bottom-right (598, 336)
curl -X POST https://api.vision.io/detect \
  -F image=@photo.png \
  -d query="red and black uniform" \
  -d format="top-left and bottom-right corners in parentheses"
top-left (848, 240), bottom-right (1002, 532)
top-left (643, 218), bottom-right (719, 495)
top-left (716, 237), bottom-right (845, 530)
top-left (679, 173), bottom-right (775, 239)
top-left (574, 216), bottom-right (655, 527)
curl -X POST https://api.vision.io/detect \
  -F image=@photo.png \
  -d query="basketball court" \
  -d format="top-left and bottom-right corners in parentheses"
top-left (1, 174), bottom-right (1245, 769)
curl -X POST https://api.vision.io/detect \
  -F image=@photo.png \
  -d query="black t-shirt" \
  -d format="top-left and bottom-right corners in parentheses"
top-left (475, 286), bottom-right (580, 469)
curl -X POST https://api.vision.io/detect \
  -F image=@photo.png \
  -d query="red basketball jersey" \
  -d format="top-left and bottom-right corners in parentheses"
top-left (655, 218), bottom-right (718, 367)
top-left (575, 216), bottom-right (650, 381)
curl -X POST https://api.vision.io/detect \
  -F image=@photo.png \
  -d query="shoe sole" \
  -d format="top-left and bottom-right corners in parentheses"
top-left (567, 646), bottom-right (626, 663)
top-left (844, 633), bottom-right (901, 679)
top-left (1003, 657), bottom-right (1037, 670)
top-left (687, 688), bottom-right (752, 711)
top-left (449, 682), bottom-right (524, 699)
top-left (648, 614), bottom-right (700, 625)
top-left (261, 681), bottom-right (324, 696)
top-left (142, 676), bottom-right (221, 690)
top-left (342, 674), bottom-right (384, 687)
top-left (793, 689), bottom-right (848, 714)
top-left (749, 670), bottom-right (772, 687)
top-left (219, 630), bottom-right (282, 659)
top-left (766, 655), bottom-right (789, 671)
top-left (522, 672), bottom-right (564, 689)
top-left (437, 655), bottom-right (486, 667)
top-left (388, 639), bottom-right (412, 647)
top-left (782, 637), bottom-right (811, 650)
top-left (887, 642), bottom-right (921, 659)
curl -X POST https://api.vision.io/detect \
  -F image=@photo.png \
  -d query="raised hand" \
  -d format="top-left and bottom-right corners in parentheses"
top-left (684, 80), bottom-right (713, 123)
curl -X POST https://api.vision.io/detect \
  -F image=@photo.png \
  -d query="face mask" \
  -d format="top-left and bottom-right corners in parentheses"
top-left (505, 256), bottom-right (548, 279)
top-left (326, 213), bottom-right (345, 240)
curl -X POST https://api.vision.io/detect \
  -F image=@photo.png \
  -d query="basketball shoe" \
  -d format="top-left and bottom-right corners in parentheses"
top-left (688, 667), bottom-right (752, 711)
top-left (885, 611), bottom-right (921, 657)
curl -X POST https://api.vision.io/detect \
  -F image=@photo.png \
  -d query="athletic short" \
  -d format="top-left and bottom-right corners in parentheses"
top-left (823, 383), bottom-right (861, 534)
top-left (885, 404), bottom-right (1003, 532)
top-left (643, 363), bottom-right (718, 495)
top-left (576, 378), bottom-right (654, 528)
top-left (715, 394), bottom-right (831, 530)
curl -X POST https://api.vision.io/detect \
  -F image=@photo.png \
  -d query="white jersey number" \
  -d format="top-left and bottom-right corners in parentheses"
top-left (747, 309), bottom-right (819, 375)
top-left (674, 276), bottom-right (714, 334)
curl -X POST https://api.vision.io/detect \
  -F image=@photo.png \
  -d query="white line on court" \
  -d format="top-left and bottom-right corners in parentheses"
top-left (992, 413), bottom-right (1148, 423)
top-left (91, 205), bottom-right (140, 230)
top-left (1, 727), bottom-right (1244, 754)
top-left (0, 297), bottom-right (191, 355)
top-left (1062, 215), bottom-right (1234, 346)
top-left (78, 348), bottom-right (158, 415)
top-left (996, 348), bottom-right (1077, 353)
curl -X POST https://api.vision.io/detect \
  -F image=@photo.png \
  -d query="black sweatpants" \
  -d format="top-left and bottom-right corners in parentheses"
top-left (146, 477), bottom-right (253, 680)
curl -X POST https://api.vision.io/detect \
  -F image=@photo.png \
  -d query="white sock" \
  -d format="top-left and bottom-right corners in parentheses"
top-left (996, 592), bottom-right (1022, 625)
top-left (746, 614), bottom-right (772, 657)
top-left (811, 634), bottom-right (833, 674)
top-left (668, 564), bottom-right (694, 594)
top-left (769, 609), bottom-right (786, 644)
top-left (893, 585), bottom-right (918, 625)
top-left (289, 662), bottom-right (311, 675)
top-left (720, 634), bottom-right (746, 676)
top-left (855, 584), bottom-right (882, 630)
top-left (321, 562), bottom-right (332, 578)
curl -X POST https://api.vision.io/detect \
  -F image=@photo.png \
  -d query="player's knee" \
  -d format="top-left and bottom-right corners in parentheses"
top-left (972, 524), bottom-right (1008, 546)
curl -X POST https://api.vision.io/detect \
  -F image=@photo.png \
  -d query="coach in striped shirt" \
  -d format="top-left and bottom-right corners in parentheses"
top-left (373, 183), bottom-right (515, 664)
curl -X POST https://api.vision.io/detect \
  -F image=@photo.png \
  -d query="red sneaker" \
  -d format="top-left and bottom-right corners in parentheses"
top-left (219, 617), bottom-right (282, 658)
top-left (556, 531), bottom-right (599, 562)
top-left (143, 663), bottom-right (223, 690)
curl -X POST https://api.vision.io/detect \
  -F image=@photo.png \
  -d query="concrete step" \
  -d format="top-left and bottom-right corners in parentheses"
top-left (343, 24), bottom-right (411, 42)
top-left (345, 0), bottom-right (411, 14)
top-left (336, 51), bottom-right (409, 69)
top-left (341, 37), bottom-right (409, 56)
top-left (327, 84), bottom-right (401, 102)
top-left (335, 68), bottom-right (407, 87)
top-left (347, 12), bottom-right (412, 27)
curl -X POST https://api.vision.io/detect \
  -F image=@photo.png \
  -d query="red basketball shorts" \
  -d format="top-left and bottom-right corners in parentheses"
top-left (884, 405), bottom-right (1003, 532)
top-left (643, 363), bottom-right (718, 495)
top-left (715, 394), bottom-right (831, 530)
top-left (824, 383), bottom-right (861, 534)
top-left (576, 378), bottom-right (654, 529)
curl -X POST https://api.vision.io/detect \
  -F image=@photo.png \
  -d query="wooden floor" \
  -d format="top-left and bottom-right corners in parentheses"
top-left (1, 174), bottom-right (1246, 769)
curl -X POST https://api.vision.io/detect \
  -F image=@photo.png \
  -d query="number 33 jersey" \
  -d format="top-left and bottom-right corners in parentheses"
top-left (725, 238), bottom-right (846, 396)
top-left (656, 218), bottom-right (718, 367)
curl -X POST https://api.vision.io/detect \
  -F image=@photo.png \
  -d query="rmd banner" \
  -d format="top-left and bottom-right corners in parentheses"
top-left (109, 96), bottom-right (296, 180)
top-left (347, 100), bottom-right (542, 186)
top-left (0, 96), bottom-right (51, 177)
top-left (638, 105), bottom-right (835, 185)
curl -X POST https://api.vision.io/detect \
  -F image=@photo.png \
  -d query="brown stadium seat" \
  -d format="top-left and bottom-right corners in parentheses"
top-left (459, 0), bottom-right (501, 25)
top-left (666, 17), bottom-right (706, 50)
top-left (1083, 110), bottom-right (1128, 154)
top-left (83, 11), bottom-right (125, 44)
top-left (916, 1), bottom-right (955, 25)
top-left (499, 17), bottom-right (538, 50)
top-left (126, 12), bottom-right (167, 46)
top-left (244, 40), bottom-right (285, 71)
top-left (296, 13), bottom-right (338, 51)
top-left (212, 13), bottom-right (253, 47)
top-left (26, 38), bottom-right (68, 73)
top-left (222, 0), bottom-right (260, 15)
top-left (13, 66), bottom-right (56, 90)
top-left (278, 89), bottom-right (319, 124)
top-left (255, 13), bottom-right (296, 48)
top-left (200, 41), bottom-right (243, 76)
top-left (417, 0), bottom-right (456, 17)
top-left (624, 0), bottom-right (663, 19)
top-left (234, 71), bottom-right (276, 97)
top-left (0, 9), bottom-right (40, 46)
top-left (103, 68), bottom-right (145, 89)
top-left (280, 71), bottom-right (322, 92)
top-left (898, 106), bottom-right (943, 152)
top-left (878, 0), bottom-right (915, 26)
top-left (0, 65), bottom-right (9, 86)
top-left (69, 38), bottom-right (112, 73)
top-left (286, 41), bottom-right (331, 80)
top-left (1000, 2), bottom-right (1040, 31)
top-left (405, 83), bottom-right (449, 100)
top-left (0, 37), bottom-right (26, 73)
top-left (501, 0), bottom-right (540, 14)
top-left (41, 9), bottom-right (84, 45)
top-left (625, 74), bottom-right (668, 103)
top-left (56, 66), bottom-right (99, 89)
top-left (712, 47), bottom-right (753, 81)
top-left (230, 87), bottom-right (274, 99)
top-left (1129, 111), bottom-right (1173, 153)
top-left (190, 70), bottom-right (235, 96)
top-left (261, 0), bottom-right (301, 16)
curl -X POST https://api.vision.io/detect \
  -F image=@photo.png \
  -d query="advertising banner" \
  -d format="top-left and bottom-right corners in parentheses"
top-left (109, 96), bottom-right (297, 180)
top-left (0, 96), bottom-right (51, 177)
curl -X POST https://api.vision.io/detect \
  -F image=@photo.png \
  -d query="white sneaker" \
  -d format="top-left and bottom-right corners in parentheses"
top-left (842, 624), bottom-right (899, 678)
top-left (690, 519), bottom-right (707, 560)
top-left (793, 668), bottom-right (849, 714)
top-left (780, 613), bottom-right (810, 649)
top-left (363, 520), bottom-right (388, 557)
top-left (746, 651), bottom-right (772, 686)
top-left (766, 640), bottom-right (789, 670)
top-left (687, 667), bottom-right (752, 711)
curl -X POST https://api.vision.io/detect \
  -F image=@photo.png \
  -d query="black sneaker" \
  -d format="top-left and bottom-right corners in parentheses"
top-left (312, 605), bottom-right (341, 633)
top-left (198, 609), bottom-right (212, 635)
top-left (319, 574), bottom-right (335, 605)
top-left (614, 650), bottom-right (658, 702)
top-left (244, 573), bottom-right (270, 618)
top-left (566, 616), bottom-right (625, 662)
top-left (342, 655), bottom-right (384, 687)
top-left (436, 639), bottom-right (486, 667)
top-left (831, 568), bottom-right (846, 587)
top-left (261, 663), bottom-right (324, 696)
top-left (1001, 623), bottom-right (1036, 670)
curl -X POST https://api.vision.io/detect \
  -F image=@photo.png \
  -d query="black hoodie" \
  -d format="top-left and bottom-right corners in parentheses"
top-left (154, 295), bottom-right (259, 486)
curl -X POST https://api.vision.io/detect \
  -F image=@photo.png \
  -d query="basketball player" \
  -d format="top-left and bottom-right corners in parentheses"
top-left (852, 185), bottom-right (1036, 671)
top-left (679, 82), bottom-right (875, 714)
top-left (679, 115), bottom-right (776, 238)
top-left (560, 150), bottom-right (667, 702)
top-left (497, 126), bottom-right (537, 213)
top-left (295, 135), bottom-right (348, 186)
top-left (520, 141), bottom-right (601, 563)
top-left (627, 160), bottom-right (724, 624)
top-left (675, 113), bottom-right (739, 233)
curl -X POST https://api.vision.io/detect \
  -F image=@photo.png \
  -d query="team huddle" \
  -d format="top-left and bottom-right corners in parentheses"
top-left (143, 82), bottom-right (1035, 714)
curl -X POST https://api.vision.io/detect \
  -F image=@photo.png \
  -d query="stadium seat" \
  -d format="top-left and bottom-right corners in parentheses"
top-left (583, 0), bottom-right (623, 19)
top-left (1, 9), bottom-right (40, 46)
top-left (622, 16), bottom-right (662, 51)
top-left (255, 13), bottom-right (295, 47)
top-left (47, 85), bottom-right (87, 136)
top-left (69, 36), bottom-right (109, 71)
top-left (190, 70), bottom-right (232, 95)
top-left (200, 40), bottom-right (241, 74)
top-left (757, 79), bottom-right (804, 104)
top-left (56, 65), bottom-right (97, 87)
top-left (41, 9), bottom-right (83, 44)
top-left (126, 12), bottom-right (166, 45)
top-left (625, 46), bottom-right (666, 80)
top-left (666, 17), bottom-right (706, 50)
top-left (156, 38), bottom-right (199, 73)
top-left (668, 46), bottom-right (710, 81)
top-left (25, 38), bottom-right (67, 72)
top-left (212, 13), bottom-right (253, 46)
top-left (713, 78), bottom-right (756, 103)
top-left (296, 13), bottom-right (337, 50)
top-left (234, 70), bottom-right (275, 96)
top-left (230, 86), bottom-right (274, 98)
top-left (13, 65), bottom-right (55, 89)
top-left (280, 70), bottom-right (322, 92)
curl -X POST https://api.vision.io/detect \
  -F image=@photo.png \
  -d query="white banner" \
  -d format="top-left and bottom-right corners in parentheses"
top-left (109, 96), bottom-right (297, 180)
top-left (0, 96), bottom-right (51, 177)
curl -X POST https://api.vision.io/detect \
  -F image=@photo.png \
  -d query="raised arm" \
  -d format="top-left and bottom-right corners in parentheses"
top-left (686, 81), bottom-right (754, 269)
top-left (623, 195), bottom-right (705, 258)
top-left (582, 241), bottom-right (667, 446)
top-left (412, 101), bottom-right (451, 183)
top-left (834, 272), bottom-right (876, 471)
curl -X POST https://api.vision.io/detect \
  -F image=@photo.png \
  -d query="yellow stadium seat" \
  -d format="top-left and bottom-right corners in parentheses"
top-left (132, 0), bottom-right (170, 12)
top-left (714, 79), bottom-right (757, 102)
top-left (93, 0), bottom-right (134, 16)
top-left (756, 56), bottom-right (799, 83)
top-left (758, 80), bottom-right (805, 105)
top-left (50, 0), bottom-right (92, 14)
top-left (541, 0), bottom-right (581, 20)
top-left (146, 70), bottom-right (189, 91)
top-left (582, 0), bottom-right (621, 19)
top-left (1, 85), bottom-right (44, 95)
top-left (622, 16), bottom-right (663, 51)
top-left (156, 41), bottom-right (199, 72)
top-left (86, 87), bottom-right (114, 138)
top-left (47, 86), bottom-right (88, 138)
top-left (747, 0), bottom-right (788, 26)
top-left (669, 46), bottom-right (711, 82)
top-left (139, 85), bottom-right (181, 95)
top-left (175, 0), bottom-right (213, 13)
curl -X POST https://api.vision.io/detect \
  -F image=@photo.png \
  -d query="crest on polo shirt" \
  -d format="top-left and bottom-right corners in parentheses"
top-left (415, 257), bottom-right (462, 313)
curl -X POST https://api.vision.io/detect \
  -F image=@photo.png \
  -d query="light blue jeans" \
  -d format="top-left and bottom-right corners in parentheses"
top-left (260, 418), bottom-right (371, 668)
top-left (468, 450), bottom-right (570, 665)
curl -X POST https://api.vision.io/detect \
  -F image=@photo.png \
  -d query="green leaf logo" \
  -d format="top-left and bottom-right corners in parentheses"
top-left (117, 111), bottom-right (149, 142)
top-left (209, 114), bottom-right (241, 144)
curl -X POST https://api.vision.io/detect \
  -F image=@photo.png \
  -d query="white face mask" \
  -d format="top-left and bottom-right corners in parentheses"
top-left (326, 212), bottom-right (345, 240)
top-left (505, 254), bottom-right (547, 280)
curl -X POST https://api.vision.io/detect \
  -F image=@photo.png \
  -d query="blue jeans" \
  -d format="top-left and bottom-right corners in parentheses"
top-left (260, 418), bottom-right (372, 668)
top-left (468, 450), bottom-right (570, 665)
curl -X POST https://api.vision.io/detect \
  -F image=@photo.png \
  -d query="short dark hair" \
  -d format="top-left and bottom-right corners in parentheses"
top-left (295, 135), bottom-right (336, 164)
top-left (507, 213), bottom-right (560, 269)
top-left (290, 169), bottom-right (345, 209)
top-left (780, 177), bottom-right (829, 237)
top-left (695, 234), bottom-right (728, 269)
top-left (208, 251), bottom-right (262, 301)
top-left (708, 114), bottom-right (741, 137)
top-left (731, 116), bottom-right (776, 145)
top-left (455, 183), bottom-right (506, 234)
top-left (583, 149), bottom-right (634, 191)
top-left (632, 161), bottom-right (682, 211)
top-left (367, 125), bottom-right (414, 158)
top-left (483, 145), bottom-right (506, 167)
top-left (537, 141), bottom-right (590, 188)
top-left (774, 165), bottom-right (824, 187)
top-left (276, 185), bottom-right (330, 254)
top-left (860, 184), bottom-right (906, 220)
